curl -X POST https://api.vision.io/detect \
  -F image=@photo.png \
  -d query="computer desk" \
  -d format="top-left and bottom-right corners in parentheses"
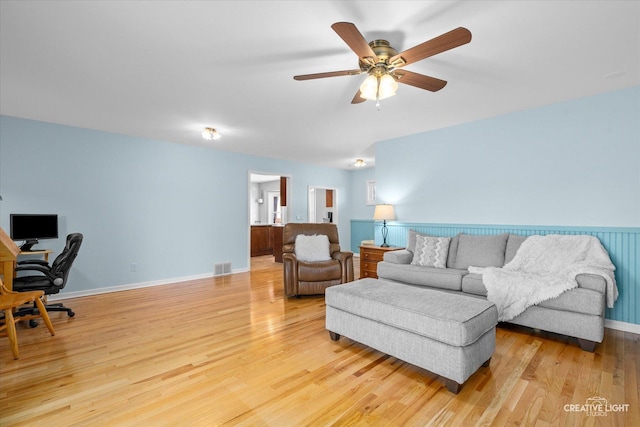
top-left (20, 249), bottom-right (53, 263)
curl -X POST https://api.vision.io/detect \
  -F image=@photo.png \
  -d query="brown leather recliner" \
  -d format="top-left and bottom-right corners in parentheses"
top-left (283, 223), bottom-right (354, 297)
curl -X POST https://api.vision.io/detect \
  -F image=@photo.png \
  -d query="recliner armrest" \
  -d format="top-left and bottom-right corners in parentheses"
top-left (283, 253), bottom-right (298, 297)
top-left (383, 249), bottom-right (413, 264)
top-left (332, 251), bottom-right (354, 283)
top-left (332, 251), bottom-right (353, 263)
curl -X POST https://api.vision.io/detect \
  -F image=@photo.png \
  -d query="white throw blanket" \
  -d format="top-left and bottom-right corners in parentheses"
top-left (469, 235), bottom-right (617, 322)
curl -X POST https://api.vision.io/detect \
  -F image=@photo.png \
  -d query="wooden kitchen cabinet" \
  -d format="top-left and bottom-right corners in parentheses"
top-left (251, 225), bottom-right (273, 257)
top-left (272, 226), bottom-right (283, 263)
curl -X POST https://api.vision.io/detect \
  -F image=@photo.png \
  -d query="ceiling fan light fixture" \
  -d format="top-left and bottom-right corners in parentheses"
top-left (359, 74), bottom-right (379, 100)
top-left (359, 71), bottom-right (398, 105)
top-left (202, 127), bottom-right (221, 141)
top-left (378, 73), bottom-right (398, 99)
top-left (353, 159), bottom-right (367, 168)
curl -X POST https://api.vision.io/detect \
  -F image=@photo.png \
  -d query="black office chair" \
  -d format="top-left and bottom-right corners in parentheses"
top-left (13, 233), bottom-right (83, 323)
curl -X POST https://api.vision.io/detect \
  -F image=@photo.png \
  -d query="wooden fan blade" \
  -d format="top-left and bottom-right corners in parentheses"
top-left (389, 27), bottom-right (471, 67)
top-left (394, 70), bottom-right (447, 92)
top-left (294, 69), bottom-right (362, 81)
top-left (331, 22), bottom-right (378, 65)
top-left (351, 90), bottom-right (366, 104)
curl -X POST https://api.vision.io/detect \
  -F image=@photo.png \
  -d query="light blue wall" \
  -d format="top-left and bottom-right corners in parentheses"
top-left (348, 167), bottom-right (376, 252)
top-left (367, 86), bottom-right (640, 325)
top-left (0, 116), bottom-right (352, 294)
top-left (2, 85), bottom-right (638, 311)
top-left (375, 86), bottom-right (640, 227)
top-left (349, 167), bottom-right (376, 220)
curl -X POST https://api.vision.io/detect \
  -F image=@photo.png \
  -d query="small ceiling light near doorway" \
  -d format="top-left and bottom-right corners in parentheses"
top-left (353, 159), bottom-right (367, 168)
top-left (202, 127), bottom-right (221, 141)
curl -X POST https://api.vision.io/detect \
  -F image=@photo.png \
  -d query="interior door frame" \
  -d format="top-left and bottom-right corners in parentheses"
top-left (308, 185), bottom-right (337, 225)
top-left (248, 171), bottom-right (291, 270)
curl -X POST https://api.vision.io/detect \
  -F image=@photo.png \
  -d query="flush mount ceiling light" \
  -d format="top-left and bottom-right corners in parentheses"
top-left (353, 159), bottom-right (367, 168)
top-left (202, 127), bottom-right (221, 141)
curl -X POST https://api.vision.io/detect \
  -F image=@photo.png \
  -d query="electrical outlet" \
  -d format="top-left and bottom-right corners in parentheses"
top-left (130, 262), bottom-right (138, 272)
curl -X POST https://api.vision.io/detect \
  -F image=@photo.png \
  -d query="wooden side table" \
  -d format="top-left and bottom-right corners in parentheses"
top-left (359, 245), bottom-right (404, 279)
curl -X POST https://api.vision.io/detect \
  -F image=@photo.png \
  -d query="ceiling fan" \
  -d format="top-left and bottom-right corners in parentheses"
top-left (294, 22), bottom-right (472, 107)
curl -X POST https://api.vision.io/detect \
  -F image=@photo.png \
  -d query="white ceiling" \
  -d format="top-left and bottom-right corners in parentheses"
top-left (1, 1), bottom-right (638, 169)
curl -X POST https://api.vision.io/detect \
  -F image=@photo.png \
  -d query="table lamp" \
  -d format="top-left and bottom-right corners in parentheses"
top-left (373, 204), bottom-right (395, 247)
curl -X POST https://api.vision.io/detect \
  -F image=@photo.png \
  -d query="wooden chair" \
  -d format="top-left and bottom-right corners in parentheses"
top-left (0, 278), bottom-right (55, 359)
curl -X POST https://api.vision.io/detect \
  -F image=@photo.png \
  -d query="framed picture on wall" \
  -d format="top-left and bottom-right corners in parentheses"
top-left (366, 180), bottom-right (376, 205)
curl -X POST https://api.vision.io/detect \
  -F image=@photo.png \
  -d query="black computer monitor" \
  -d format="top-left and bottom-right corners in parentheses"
top-left (10, 214), bottom-right (59, 251)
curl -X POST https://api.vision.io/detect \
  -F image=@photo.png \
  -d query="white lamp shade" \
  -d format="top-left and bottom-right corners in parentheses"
top-left (359, 75), bottom-right (379, 100)
top-left (377, 74), bottom-right (398, 100)
top-left (373, 204), bottom-right (396, 221)
top-left (359, 73), bottom-right (398, 101)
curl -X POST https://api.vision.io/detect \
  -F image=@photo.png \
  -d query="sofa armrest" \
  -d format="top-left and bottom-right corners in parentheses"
top-left (383, 249), bottom-right (413, 264)
top-left (576, 273), bottom-right (607, 294)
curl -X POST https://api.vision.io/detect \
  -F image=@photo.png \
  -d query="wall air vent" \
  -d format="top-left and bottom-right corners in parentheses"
top-left (214, 262), bottom-right (232, 276)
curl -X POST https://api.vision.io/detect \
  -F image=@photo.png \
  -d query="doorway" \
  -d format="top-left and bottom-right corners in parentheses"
top-left (308, 186), bottom-right (337, 224)
top-left (267, 191), bottom-right (282, 224)
top-left (248, 172), bottom-right (290, 270)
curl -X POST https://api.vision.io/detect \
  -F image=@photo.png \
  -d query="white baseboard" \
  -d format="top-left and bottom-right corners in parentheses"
top-left (50, 268), bottom-right (249, 301)
top-left (605, 319), bottom-right (640, 335)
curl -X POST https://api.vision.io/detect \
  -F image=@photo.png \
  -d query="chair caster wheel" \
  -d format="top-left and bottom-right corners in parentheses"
top-left (29, 319), bottom-right (39, 328)
top-left (68, 311), bottom-right (76, 317)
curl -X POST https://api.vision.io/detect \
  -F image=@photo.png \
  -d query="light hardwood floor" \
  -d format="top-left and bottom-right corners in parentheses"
top-left (1, 256), bottom-right (638, 426)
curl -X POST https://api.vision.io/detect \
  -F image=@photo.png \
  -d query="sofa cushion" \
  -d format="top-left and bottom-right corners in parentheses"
top-left (295, 234), bottom-right (330, 262)
top-left (406, 229), bottom-right (433, 253)
top-left (461, 273), bottom-right (487, 296)
top-left (411, 235), bottom-right (451, 268)
top-left (505, 234), bottom-right (527, 265)
top-left (461, 273), bottom-right (604, 315)
top-left (446, 233), bottom-right (461, 268)
top-left (377, 261), bottom-right (467, 291)
top-left (298, 260), bottom-right (341, 281)
top-left (454, 233), bottom-right (509, 270)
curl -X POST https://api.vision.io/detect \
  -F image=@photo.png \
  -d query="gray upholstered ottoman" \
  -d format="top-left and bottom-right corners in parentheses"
top-left (325, 278), bottom-right (498, 393)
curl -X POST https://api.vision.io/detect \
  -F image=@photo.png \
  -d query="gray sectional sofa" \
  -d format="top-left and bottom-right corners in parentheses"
top-left (377, 231), bottom-right (610, 351)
